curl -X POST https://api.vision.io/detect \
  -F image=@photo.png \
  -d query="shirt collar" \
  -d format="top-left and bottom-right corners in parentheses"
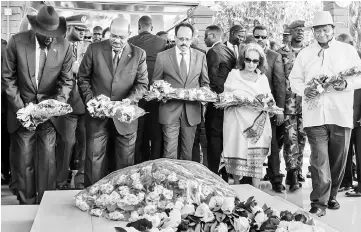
top-left (175, 45), bottom-right (190, 55)
top-left (314, 37), bottom-right (335, 49)
top-left (211, 40), bottom-right (222, 48)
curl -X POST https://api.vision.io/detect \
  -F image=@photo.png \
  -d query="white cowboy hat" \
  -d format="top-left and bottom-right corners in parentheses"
top-left (307, 11), bottom-right (334, 28)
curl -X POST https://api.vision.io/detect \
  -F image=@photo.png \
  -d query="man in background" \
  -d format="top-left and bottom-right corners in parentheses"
top-left (277, 20), bottom-right (307, 192)
top-left (204, 25), bottom-right (237, 181)
top-left (84, 29), bottom-right (92, 43)
top-left (92, 26), bottom-right (103, 43)
top-left (55, 14), bottom-right (88, 190)
top-left (253, 25), bottom-right (286, 193)
top-left (282, 26), bottom-right (292, 46)
top-left (128, 15), bottom-right (167, 163)
top-left (225, 24), bottom-right (246, 60)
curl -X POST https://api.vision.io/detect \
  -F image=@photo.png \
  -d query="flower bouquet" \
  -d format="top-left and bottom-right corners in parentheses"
top-left (87, 95), bottom-right (147, 123)
top-left (144, 80), bottom-right (218, 103)
top-left (75, 159), bottom-right (325, 232)
top-left (16, 99), bottom-right (72, 131)
top-left (214, 93), bottom-right (284, 115)
top-left (305, 66), bottom-right (361, 110)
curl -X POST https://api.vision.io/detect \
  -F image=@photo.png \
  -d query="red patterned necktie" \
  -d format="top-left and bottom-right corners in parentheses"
top-left (37, 48), bottom-right (47, 86)
top-left (180, 52), bottom-right (187, 80)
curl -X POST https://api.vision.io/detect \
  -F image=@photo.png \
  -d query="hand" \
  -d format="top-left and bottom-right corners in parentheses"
top-left (275, 114), bottom-right (284, 126)
top-left (333, 80), bottom-right (347, 91)
top-left (304, 87), bottom-right (319, 99)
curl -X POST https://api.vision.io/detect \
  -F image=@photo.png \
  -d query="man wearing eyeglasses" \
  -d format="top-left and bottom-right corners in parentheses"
top-left (225, 24), bottom-right (246, 60)
top-left (277, 20), bottom-right (307, 193)
top-left (152, 22), bottom-right (210, 161)
top-left (78, 17), bottom-right (148, 187)
top-left (289, 11), bottom-right (361, 217)
top-left (92, 26), bottom-right (103, 43)
top-left (54, 14), bottom-right (88, 190)
top-left (253, 25), bottom-right (286, 193)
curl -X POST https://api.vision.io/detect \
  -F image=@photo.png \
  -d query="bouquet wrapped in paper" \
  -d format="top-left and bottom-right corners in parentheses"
top-left (144, 80), bottom-right (217, 103)
top-left (305, 66), bottom-right (361, 110)
top-left (16, 99), bottom-right (72, 131)
top-left (214, 93), bottom-right (284, 115)
top-left (87, 95), bottom-right (147, 123)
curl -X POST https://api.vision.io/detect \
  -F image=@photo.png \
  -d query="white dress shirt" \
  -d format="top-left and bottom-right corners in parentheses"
top-left (226, 41), bottom-right (238, 59)
top-left (175, 46), bottom-right (190, 75)
top-left (289, 38), bottom-right (361, 128)
top-left (35, 38), bottom-right (48, 88)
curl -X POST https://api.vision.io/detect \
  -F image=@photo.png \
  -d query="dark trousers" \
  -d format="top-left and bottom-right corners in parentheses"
top-left (162, 108), bottom-right (197, 160)
top-left (192, 123), bottom-right (202, 162)
top-left (205, 105), bottom-right (224, 174)
top-left (135, 100), bottom-right (163, 164)
top-left (266, 119), bottom-right (283, 184)
top-left (11, 121), bottom-right (57, 204)
top-left (343, 127), bottom-right (361, 190)
top-left (55, 113), bottom-right (86, 187)
top-left (305, 124), bottom-right (351, 209)
top-left (84, 117), bottom-right (137, 187)
top-left (1, 113), bottom-right (11, 178)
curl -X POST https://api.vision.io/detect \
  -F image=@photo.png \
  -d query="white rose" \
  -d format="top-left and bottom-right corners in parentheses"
top-left (133, 180), bottom-right (144, 190)
top-left (221, 197), bottom-right (235, 214)
top-left (147, 191), bottom-right (161, 202)
top-left (254, 211), bottom-right (268, 227)
top-left (109, 191), bottom-right (121, 204)
top-left (90, 208), bottom-right (104, 217)
top-left (163, 209), bottom-right (181, 229)
top-left (89, 184), bottom-right (100, 195)
top-left (131, 172), bottom-right (141, 181)
top-left (75, 199), bottom-right (90, 211)
top-left (143, 214), bottom-right (162, 228)
top-left (176, 197), bottom-right (185, 203)
top-left (95, 194), bottom-right (110, 207)
top-left (234, 217), bottom-right (250, 232)
top-left (195, 203), bottom-right (215, 223)
top-left (209, 196), bottom-right (224, 209)
top-left (154, 185), bottom-right (164, 195)
top-left (137, 192), bottom-right (145, 202)
top-left (163, 189), bottom-right (174, 200)
top-left (215, 222), bottom-right (228, 232)
top-left (158, 200), bottom-right (167, 209)
top-left (125, 194), bottom-right (139, 205)
top-left (118, 186), bottom-right (130, 196)
top-left (113, 174), bottom-right (127, 185)
top-left (144, 204), bottom-right (158, 215)
top-left (166, 202), bottom-right (175, 209)
top-left (250, 205), bottom-right (263, 214)
top-left (201, 185), bottom-right (213, 197)
top-left (174, 201), bottom-right (184, 211)
top-left (178, 180), bottom-right (188, 189)
top-left (167, 172), bottom-right (178, 182)
top-left (129, 211), bottom-right (140, 222)
top-left (181, 204), bottom-right (195, 217)
top-left (108, 211), bottom-right (125, 221)
top-left (153, 171), bottom-right (166, 182)
top-left (100, 182), bottom-right (114, 194)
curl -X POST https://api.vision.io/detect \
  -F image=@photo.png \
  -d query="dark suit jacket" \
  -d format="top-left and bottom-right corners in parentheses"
top-left (206, 42), bottom-right (237, 94)
top-left (78, 41), bottom-right (149, 135)
top-left (262, 49), bottom-right (286, 109)
top-left (128, 31), bottom-right (166, 83)
top-left (152, 47), bottom-right (210, 126)
top-left (354, 89), bottom-right (361, 127)
top-left (2, 30), bottom-right (74, 133)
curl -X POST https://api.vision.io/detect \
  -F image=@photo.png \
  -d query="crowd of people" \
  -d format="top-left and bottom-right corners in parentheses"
top-left (1, 5), bottom-right (361, 219)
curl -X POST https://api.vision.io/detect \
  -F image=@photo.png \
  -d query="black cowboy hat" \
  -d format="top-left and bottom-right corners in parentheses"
top-left (27, 6), bottom-right (66, 37)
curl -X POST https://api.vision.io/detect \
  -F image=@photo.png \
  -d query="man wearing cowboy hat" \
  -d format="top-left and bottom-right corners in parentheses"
top-left (55, 14), bottom-right (89, 190)
top-left (78, 17), bottom-right (148, 187)
top-left (277, 20), bottom-right (307, 192)
top-left (289, 11), bottom-right (361, 217)
top-left (2, 6), bottom-right (73, 204)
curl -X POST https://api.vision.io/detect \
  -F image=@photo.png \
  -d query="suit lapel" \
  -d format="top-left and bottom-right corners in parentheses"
top-left (25, 32), bottom-right (37, 91)
top-left (38, 39), bottom-right (58, 88)
top-left (168, 48), bottom-right (183, 84)
top-left (114, 44), bottom-right (132, 76)
top-left (186, 48), bottom-right (197, 84)
top-left (102, 41), bottom-right (113, 75)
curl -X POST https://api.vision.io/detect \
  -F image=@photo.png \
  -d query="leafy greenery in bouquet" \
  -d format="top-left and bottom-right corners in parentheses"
top-left (144, 80), bottom-right (218, 103)
top-left (16, 99), bottom-right (72, 131)
top-left (304, 66), bottom-right (361, 110)
top-left (86, 95), bottom-right (147, 123)
top-left (214, 93), bottom-right (283, 115)
top-left (75, 159), bottom-right (325, 232)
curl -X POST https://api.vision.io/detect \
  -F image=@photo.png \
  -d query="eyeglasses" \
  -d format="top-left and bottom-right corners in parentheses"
top-left (245, 57), bottom-right (260, 64)
top-left (254, 35), bottom-right (267, 40)
top-left (84, 36), bottom-right (92, 39)
top-left (176, 37), bottom-right (192, 42)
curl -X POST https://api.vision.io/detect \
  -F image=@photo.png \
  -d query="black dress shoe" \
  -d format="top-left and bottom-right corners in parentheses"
top-left (328, 197), bottom-right (340, 210)
top-left (298, 173), bottom-right (305, 182)
top-left (272, 183), bottom-right (286, 193)
top-left (263, 174), bottom-right (270, 181)
top-left (309, 207), bottom-right (326, 217)
top-left (286, 170), bottom-right (301, 192)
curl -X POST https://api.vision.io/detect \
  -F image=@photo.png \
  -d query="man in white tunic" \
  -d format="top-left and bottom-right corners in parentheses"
top-left (289, 11), bottom-right (361, 217)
